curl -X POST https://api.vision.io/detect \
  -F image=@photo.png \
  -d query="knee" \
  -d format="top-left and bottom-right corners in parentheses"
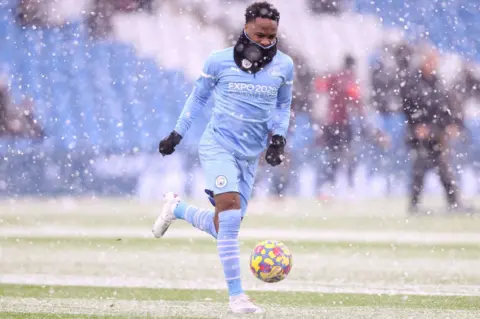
top-left (215, 192), bottom-right (242, 212)
top-left (213, 192), bottom-right (242, 234)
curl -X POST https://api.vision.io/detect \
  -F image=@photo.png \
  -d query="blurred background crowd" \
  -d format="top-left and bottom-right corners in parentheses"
top-left (0, 0), bottom-right (479, 209)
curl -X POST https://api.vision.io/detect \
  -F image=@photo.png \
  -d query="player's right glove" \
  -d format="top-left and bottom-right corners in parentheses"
top-left (265, 135), bottom-right (286, 167)
top-left (159, 131), bottom-right (182, 156)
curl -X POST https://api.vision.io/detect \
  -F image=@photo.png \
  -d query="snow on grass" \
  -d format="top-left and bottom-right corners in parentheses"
top-left (1, 297), bottom-right (479, 319)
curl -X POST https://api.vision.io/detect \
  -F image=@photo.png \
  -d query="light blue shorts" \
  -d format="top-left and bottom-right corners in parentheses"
top-left (198, 129), bottom-right (259, 217)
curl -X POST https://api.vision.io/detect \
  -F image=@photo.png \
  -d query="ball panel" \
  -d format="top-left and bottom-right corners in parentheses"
top-left (250, 255), bottom-right (262, 273)
top-left (263, 258), bottom-right (274, 266)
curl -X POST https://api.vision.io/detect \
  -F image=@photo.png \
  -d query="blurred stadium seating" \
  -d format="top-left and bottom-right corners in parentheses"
top-left (0, 0), bottom-right (478, 198)
top-left (356, 0), bottom-right (480, 60)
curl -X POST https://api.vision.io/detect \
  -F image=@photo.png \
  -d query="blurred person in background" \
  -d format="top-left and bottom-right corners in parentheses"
top-left (115, 0), bottom-right (154, 13)
top-left (370, 44), bottom-right (410, 195)
top-left (0, 76), bottom-right (44, 139)
top-left (314, 55), bottom-right (388, 197)
top-left (88, 0), bottom-right (153, 38)
top-left (309, 0), bottom-right (353, 15)
top-left (450, 61), bottom-right (480, 125)
top-left (315, 55), bottom-right (361, 193)
top-left (449, 61), bottom-right (480, 193)
top-left (88, 0), bottom-right (115, 38)
top-left (256, 151), bottom-right (290, 199)
top-left (15, 0), bottom-right (49, 27)
top-left (464, 64), bottom-right (480, 99)
top-left (400, 46), bottom-right (471, 214)
top-left (0, 80), bottom-right (7, 135)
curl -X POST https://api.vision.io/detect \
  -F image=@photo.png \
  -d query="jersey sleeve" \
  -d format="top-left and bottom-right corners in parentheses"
top-left (173, 53), bottom-right (219, 136)
top-left (271, 58), bottom-right (294, 137)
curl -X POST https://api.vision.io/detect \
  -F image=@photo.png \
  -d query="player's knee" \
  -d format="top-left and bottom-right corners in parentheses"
top-left (215, 192), bottom-right (241, 212)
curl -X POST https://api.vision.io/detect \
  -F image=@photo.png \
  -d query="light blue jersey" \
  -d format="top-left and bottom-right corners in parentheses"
top-left (174, 47), bottom-right (294, 159)
top-left (173, 47), bottom-right (294, 215)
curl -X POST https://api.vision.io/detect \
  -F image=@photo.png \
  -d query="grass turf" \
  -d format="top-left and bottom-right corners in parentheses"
top-left (2, 197), bottom-right (480, 318)
top-left (2, 237), bottom-right (479, 259)
top-left (1, 284), bottom-right (480, 310)
top-left (0, 314), bottom-right (193, 319)
top-left (2, 197), bottom-right (480, 232)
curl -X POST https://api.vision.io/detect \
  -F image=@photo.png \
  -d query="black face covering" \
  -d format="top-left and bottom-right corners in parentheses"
top-left (234, 30), bottom-right (277, 74)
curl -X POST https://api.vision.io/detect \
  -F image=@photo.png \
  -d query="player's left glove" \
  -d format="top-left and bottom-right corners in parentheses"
top-left (265, 135), bottom-right (286, 167)
top-left (159, 131), bottom-right (182, 156)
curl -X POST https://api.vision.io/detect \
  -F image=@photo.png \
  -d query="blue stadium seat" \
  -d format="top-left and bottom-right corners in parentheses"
top-left (134, 58), bottom-right (163, 151)
top-left (61, 22), bottom-right (98, 149)
top-left (42, 27), bottom-right (78, 149)
top-left (89, 41), bottom-right (127, 153)
top-left (0, 0), bottom-right (18, 9)
top-left (355, 0), bottom-right (480, 60)
top-left (108, 43), bottom-right (139, 150)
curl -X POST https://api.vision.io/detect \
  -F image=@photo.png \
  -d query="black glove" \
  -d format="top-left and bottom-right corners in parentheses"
top-left (159, 131), bottom-right (182, 156)
top-left (265, 135), bottom-right (286, 166)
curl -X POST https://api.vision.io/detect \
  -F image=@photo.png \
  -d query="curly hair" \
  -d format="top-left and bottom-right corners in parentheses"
top-left (245, 1), bottom-right (280, 24)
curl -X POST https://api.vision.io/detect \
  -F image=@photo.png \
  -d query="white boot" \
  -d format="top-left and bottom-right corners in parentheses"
top-left (152, 192), bottom-right (180, 238)
top-left (229, 294), bottom-right (264, 314)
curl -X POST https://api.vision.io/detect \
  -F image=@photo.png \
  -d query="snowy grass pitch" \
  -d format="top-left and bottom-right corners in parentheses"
top-left (1, 197), bottom-right (480, 318)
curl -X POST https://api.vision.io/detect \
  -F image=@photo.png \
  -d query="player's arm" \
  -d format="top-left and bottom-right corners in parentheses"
top-left (159, 54), bottom-right (218, 156)
top-left (265, 60), bottom-right (294, 166)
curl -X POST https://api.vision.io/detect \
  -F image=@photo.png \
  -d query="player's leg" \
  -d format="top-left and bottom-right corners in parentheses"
top-left (324, 125), bottom-right (339, 186)
top-left (177, 145), bottom-right (242, 239)
top-left (215, 157), bottom-right (262, 313)
top-left (343, 126), bottom-right (356, 189)
top-left (152, 137), bottom-right (235, 239)
top-left (409, 147), bottom-right (428, 212)
top-left (238, 157), bottom-right (258, 217)
top-left (152, 190), bottom-right (219, 239)
top-left (212, 191), bottom-right (244, 296)
top-left (173, 198), bottom-right (218, 237)
top-left (436, 145), bottom-right (461, 209)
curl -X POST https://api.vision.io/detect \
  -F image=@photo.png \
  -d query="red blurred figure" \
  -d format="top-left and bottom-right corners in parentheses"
top-left (314, 55), bottom-right (387, 196)
top-left (315, 55), bottom-right (363, 192)
top-left (316, 55), bottom-right (363, 128)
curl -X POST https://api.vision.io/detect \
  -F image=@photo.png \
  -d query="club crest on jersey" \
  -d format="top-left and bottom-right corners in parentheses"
top-left (268, 67), bottom-right (282, 78)
top-left (215, 175), bottom-right (228, 188)
top-left (242, 59), bottom-right (252, 69)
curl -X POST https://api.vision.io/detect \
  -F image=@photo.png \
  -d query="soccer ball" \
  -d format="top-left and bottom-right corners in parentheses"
top-left (250, 240), bottom-right (292, 283)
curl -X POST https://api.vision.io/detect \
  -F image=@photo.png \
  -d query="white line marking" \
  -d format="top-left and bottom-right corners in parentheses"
top-left (1, 274), bottom-right (479, 297)
top-left (2, 226), bottom-right (480, 244)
